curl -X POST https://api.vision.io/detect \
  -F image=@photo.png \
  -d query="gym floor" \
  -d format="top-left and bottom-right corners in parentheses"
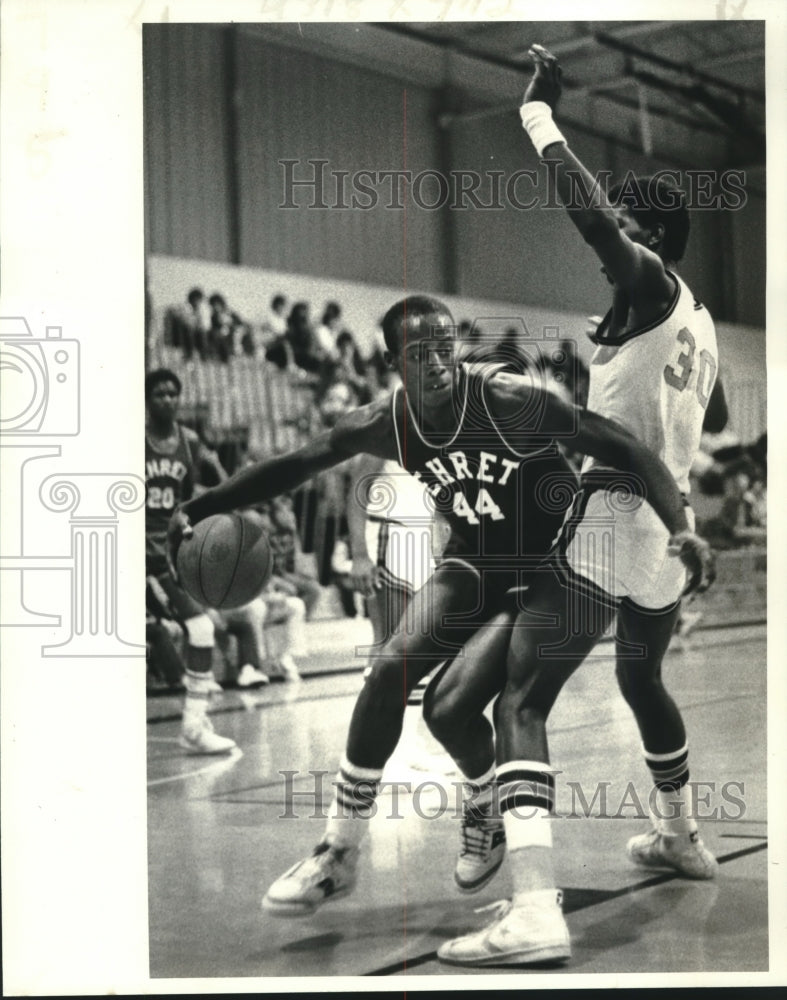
top-left (147, 621), bottom-right (768, 983)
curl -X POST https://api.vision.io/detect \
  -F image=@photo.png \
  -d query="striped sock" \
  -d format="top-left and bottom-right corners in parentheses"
top-left (497, 761), bottom-right (557, 902)
top-left (644, 744), bottom-right (696, 836)
top-left (324, 754), bottom-right (384, 849)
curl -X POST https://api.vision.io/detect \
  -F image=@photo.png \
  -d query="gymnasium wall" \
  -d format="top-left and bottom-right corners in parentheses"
top-left (143, 25), bottom-right (766, 330)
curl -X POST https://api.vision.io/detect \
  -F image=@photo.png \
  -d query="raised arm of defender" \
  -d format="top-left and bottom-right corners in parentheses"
top-left (521, 43), bottom-right (673, 299)
top-left (487, 372), bottom-right (715, 593)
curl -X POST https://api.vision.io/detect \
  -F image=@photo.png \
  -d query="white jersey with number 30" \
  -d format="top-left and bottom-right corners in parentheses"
top-left (583, 270), bottom-right (718, 494)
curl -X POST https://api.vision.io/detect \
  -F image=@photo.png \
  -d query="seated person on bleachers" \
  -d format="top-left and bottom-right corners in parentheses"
top-left (208, 292), bottom-right (247, 363)
top-left (315, 301), bottom-right (342, 364)
top-left (208, 602), bottom-right (270, 689)
top-left (701, 461), bottom-right (767, 549)
top-left (335, 329), bottom-right (372, 403)
top-left (166, 287), bottom-right (212, 360)
top-left (330, 532), bottom-right (364, 619)
top-left (268, 495), bottom-right (323, 620)
top-left (251, 293), bottom-right (288, 357)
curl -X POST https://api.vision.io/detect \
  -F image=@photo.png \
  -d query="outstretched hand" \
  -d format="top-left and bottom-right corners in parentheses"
top-left (668, 530), bottom-right (717, 597)
top-left (524, 43), bottom-right (563, 111)
top-left (166, 506), bottom-right (194, 582)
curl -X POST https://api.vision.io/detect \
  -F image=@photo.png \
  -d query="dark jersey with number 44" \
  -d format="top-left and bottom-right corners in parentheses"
top-left (391, 363), bottom-right (575, 569)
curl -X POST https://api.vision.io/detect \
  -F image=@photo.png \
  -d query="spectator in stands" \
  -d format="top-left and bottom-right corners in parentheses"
top-left (167, 287), bottom-right (211, 360)
top-left (209, 293), bottom-right (245, 363)
top-left (459, 320), bottom-right (497, 364)
top-left (744, 471), bottom-right (767, 530)
top-left (366, 319), bottom-right (393, 396)
top-left (702, 461), bottom-right (767, 548)
top-left (256, 503), bottom-right (307, 681)
top-left (315, 301), bottom-right (342, 363)
top-left (279, 301), bottom-right (324, 376)
top-left (251, 293), bottom-right (288, 358)
top-left (265, 294), bottom-right (288, 338)
top-left (335, 329), bottom-right (372, 403)
top-left (209, 602), bottom-right (271, 688)
top-left (269, 494), bottom-right (324, 620)
top-left (312, 377), bottom-right (361, 597)
top-left (329, 531), bottom-right (363, 618)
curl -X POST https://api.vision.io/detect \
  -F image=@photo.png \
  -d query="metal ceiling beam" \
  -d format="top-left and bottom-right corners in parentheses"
top-left (513, 21), bottom-right (678, 59)
top-left (594, 31), bottom-right (765, 103)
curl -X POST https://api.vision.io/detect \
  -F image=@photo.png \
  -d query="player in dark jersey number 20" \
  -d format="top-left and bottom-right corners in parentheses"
top-left (167, 295), bottom-right (713, 922)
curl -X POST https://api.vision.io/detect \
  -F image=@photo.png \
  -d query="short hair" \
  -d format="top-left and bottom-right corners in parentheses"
top-left (322, 301), bottom-right (342, 324)
top-left (609, 174), bottom-right (690, 262)
top-left (381, 295), bottom-right (454, 353)
top-left (187, 287), bottom-right (204, 306)
top-left (145, 368), bottom-right (182, 400)
top-left (272, 294), bottom-right (286, 311)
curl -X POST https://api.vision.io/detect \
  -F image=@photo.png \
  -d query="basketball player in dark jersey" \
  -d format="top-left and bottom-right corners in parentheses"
top-left (166, 296), bottom-right (713, 920)
top-left (146, 368), bottom-right (237, 754)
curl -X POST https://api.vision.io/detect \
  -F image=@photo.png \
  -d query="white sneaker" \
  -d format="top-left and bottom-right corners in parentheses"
top-left (438, 892), bottom-right (571, 967)
top-left (262, 841), bottom-right (359, 917)
top-left (627, 828), bottom-right (719, 879)
top-left (236, 663), bottom-right (270, 688)
top-left (454, 801), bottom-right (506, 893)
top-left (279, 654), bottom-right (301, 682)
top-left (179, 714), bottom-right (237, 755)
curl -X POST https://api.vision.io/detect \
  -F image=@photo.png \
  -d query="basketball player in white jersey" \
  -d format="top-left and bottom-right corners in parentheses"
top-left (434, 44), bottom-right (721, 966)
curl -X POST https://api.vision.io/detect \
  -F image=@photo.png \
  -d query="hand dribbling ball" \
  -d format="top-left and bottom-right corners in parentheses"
top-left (176, 511), bottom-right (273, 609)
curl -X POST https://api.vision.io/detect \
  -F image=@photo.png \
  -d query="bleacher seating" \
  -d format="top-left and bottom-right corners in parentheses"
top-left (149, 341), bottom-right (319, 457)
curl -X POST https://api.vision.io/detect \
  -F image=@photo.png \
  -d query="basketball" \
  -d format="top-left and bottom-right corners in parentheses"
top-left (176, 510), bottom-right (273, 610)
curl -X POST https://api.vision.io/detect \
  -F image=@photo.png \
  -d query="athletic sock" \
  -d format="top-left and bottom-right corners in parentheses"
top-left (323, 754), bottom-right (384, 850)
top-left (496, 760), bottom-right (557, 903)
top-left (183, 667), bottom-right (214, 725)
top-left (461, 762), bottom-right (497, 815)
top-left (643, 743), bottom-right (696, 836)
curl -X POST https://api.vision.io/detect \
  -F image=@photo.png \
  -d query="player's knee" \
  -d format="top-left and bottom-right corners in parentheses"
top-left (284, 595), bottom-right (307, 621)
top-left (615, 659), bottom-right (660, 704)
top-left (183, 612), bottom-right (214, 648)
top-left (363, 654), bottom-right (404, 702)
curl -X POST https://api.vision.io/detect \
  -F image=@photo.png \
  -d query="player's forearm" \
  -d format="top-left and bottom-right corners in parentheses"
top-left (542, 142), bottom-right (620, 247)
top-left (184, 441), bottom-right (338, 522)
top-left (588, 433), bottom-right (689, 535)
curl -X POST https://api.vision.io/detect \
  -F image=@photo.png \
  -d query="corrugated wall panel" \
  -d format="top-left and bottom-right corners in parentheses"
top-left (143, 25), bottom-right (232, 261)
top-left (234, 34), bottom-right (445, 291)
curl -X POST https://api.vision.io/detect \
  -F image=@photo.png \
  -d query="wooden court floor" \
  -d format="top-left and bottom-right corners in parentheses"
top-left (147, 623), bottom-right (769, 982)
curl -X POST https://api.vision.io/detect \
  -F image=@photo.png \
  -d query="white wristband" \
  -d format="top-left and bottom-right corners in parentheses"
top-left (519, 100), bottom-right (566, 157)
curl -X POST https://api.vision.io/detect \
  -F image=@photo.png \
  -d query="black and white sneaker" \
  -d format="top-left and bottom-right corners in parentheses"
top-left (454, 801), bottom-right (506, 893)
top-left (262, 841), bottom-right (359, 917)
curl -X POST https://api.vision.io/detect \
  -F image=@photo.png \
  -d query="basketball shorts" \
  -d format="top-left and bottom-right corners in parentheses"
top-left (558, 486), bottom-right (693, 610)
top-left (366, 516), bottom-right (436, 594)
